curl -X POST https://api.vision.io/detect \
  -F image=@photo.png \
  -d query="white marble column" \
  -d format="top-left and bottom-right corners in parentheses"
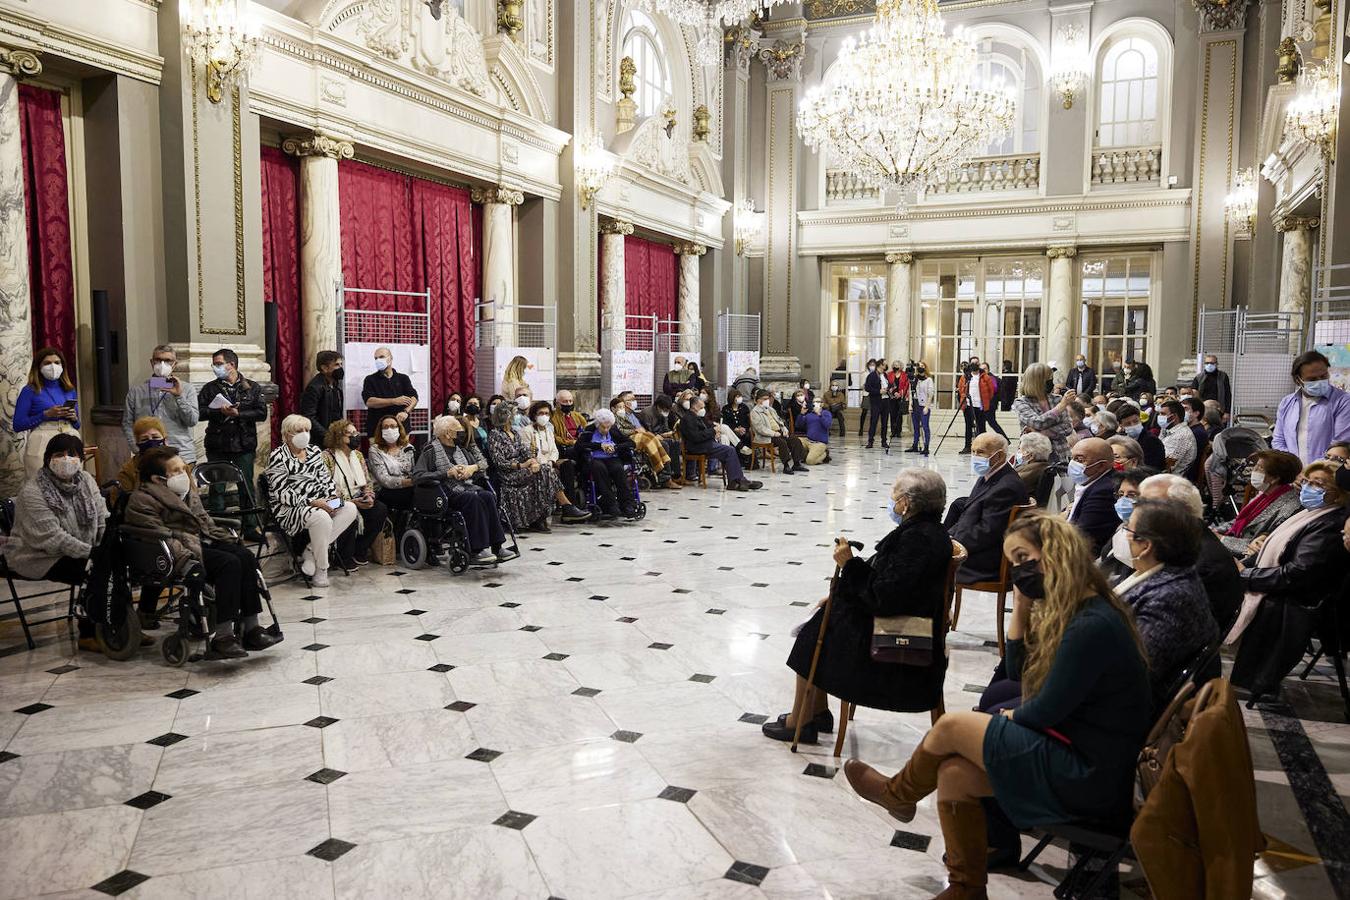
top-left (885, 252), bottom-right (914, 364)
top-left (1044, 246), bottom-right (1078, 371)
top-left (283, 133), bottom-right (352, 377)
top-left (1277, 215), bottom-right (1318, 322)
top-left (599, 219), bottom-right (632, 333)
top-left (674, 242), bottom-right (706, 348)
top-left (0, 48), bottom-right (42, 498)
top-left (472, 186), bottom-right (524, 340)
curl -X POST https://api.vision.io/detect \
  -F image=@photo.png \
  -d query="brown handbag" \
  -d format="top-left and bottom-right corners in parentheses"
top-left (370, 522), bottom-right (396, 566)
top-left (871, 615), bottom-right (935, 666)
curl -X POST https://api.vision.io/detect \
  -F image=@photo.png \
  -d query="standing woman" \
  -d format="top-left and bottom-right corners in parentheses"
top-left (1012, 362), bottom-right (1076, 463)
top-left (14, 347), bottom-right (80, 476)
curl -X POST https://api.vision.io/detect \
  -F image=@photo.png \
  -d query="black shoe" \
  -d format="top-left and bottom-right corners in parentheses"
top-left (745, 480), bottom-right (763, 490)
top-left (620, 505), bottom-right (642, 519)
top-left (596, 509), bottom-right (619, 521)
top-left (529, 519), bottom-right (553, 534)
top-left (904, 446), bottom-right (920, 453)
top-left (921, 449), bottom-right (930, 457)
top-left (774, 709), bottom-right (835, 734)
top-left (352, 553), bottom-right (370, 567)
top-left (137, 610), bottom-right (161, 632)
top-left (729, 481), bottom-right (749, 491)
top-left (864, 443), bottom-right (874, 449)
top-left (241, 626), bottom-right (279, 652)
top-left (762, 717), bottom-right (817, 744)
top-left (958, 447), bottom-right (972, 455)
top-left (558, 504), bottom-right (593, 523)
top-left (207, 634), bottom-right (248, 660)
top-left (795, 465), bottom-right (810, 473)
top-left (881, 443), bottom-right (890, 450)
top-left (340, 556), bottom-right (359, 570)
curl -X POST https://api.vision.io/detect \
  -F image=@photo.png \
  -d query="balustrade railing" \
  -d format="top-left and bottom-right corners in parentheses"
top-left (928, 153), bottom-right (1041, 195)
top-left (1090, 145), bottom-right (1163, 185)
top-left (824, 169), bottom-right (880, 204)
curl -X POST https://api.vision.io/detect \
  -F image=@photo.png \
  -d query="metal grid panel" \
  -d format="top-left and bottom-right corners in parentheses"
top-left (602, 314), bottom-right (658, 353)
top-left (339, 286), bottom-right (432, 437)
top-left (1196, 307), bottom-right (1302, 420)
top-left (716, 313), bottom-right (762, 352)
top-left (655, 319), bottom-right (701, 354)
top-left (474, 302), bottom-right (557, 350)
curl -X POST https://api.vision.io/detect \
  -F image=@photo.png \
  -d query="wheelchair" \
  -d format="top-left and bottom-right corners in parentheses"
top-left (392, 473), bottom-right (475, 573)
top-left (577, 452), bottom-right (648, 522)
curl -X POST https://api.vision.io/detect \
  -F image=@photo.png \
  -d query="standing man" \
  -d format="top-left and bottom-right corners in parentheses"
top-left (864, 358), bottom-right (889, 449)
top-left (299, 350), bottom-right (345, 448)
top-left (1189, 353), bottom-right (1232, 413)
top-left (1065, 353), bottom-right (1096, 397)
top-left (1272, 350), bottom-right (1350, 463)
top-left (123, 344), bottom-right (199, 465)
top-left (197, 348), bottom-right (267, 538)
top-left (361, 347), bottom-right (418, 436)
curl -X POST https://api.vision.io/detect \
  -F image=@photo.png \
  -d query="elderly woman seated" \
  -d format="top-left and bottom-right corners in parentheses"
top-left (1215, 449), bottom-right (1304, 557)
top-left (486, 402), bottom-right (591, 532)
top-left (1013, 432), bottom-right (1051, 498)
top-left (413, 415), bottom-right (515, 564)
top-left (126, 447), bottom-right (279, 658)
top-left (1325, 440), bottom-right (1350, 467)
top-left (523, 400), bottom-right (587, 509)
top-left (117, 416), bottom-right (169, 493)
top-left (1106, 434), bottom-right (1144, 472)
top-left (1086, 408), bottom-right (1118, 440)
top-left (264, 414), bottom-right (360, 587)
top-left (762, 468), bottom-right (953, 743)
top-left (576, 408), bottom-right (641, 521)
top-left (322, 419), bottom-right (389, 566)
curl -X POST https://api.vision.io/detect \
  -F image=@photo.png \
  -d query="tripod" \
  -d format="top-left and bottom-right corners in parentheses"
top-left (933, 403), bottom-right (963, 455)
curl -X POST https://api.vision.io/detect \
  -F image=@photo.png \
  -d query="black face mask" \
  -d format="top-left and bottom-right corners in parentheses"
top-left (1044, 379), bottom-right (1055, 394)
top-left (330, 367), bottom-right (345, 382)
top-left (453, 431), bottom-right (469, 447)
top-left (1009, 560), bottom-right (1046, 600)
top-left (559, 403), bottom-right (574, 414)
top-left (347, 435), bottom-right (362, 450)
top-left (466, 404), bottom-right (481, 415)
top-left (136, 438), bottom-right (165, 454)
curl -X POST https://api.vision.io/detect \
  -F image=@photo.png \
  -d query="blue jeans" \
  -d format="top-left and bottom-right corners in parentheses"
top-left (916, 409), bottom-right (931, 450)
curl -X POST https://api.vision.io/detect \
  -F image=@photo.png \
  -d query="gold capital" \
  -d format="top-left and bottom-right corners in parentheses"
top-left (599, 219), bottom-right (634, 236)
top-left (886, 252), bottom-right (914, 265)
top-left (1046, 246), bottom-right (1078, 259)
top-left (282, 133), bottom-right (355, 160)
top-left (471, 186), bottom-right (525, 206)
top-left (674, 242), bottom-right (707, 256)
top-left (0, 47), bottom-right (42, 79)
top-left (1275, 215), bottom-right (1320, 232)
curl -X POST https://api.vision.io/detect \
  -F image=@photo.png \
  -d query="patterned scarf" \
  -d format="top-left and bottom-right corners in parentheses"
top-left (36, 466), bottom-right (100, 531)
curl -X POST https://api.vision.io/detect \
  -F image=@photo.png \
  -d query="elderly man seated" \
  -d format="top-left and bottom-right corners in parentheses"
top-left (609, 391), bottom-right (674, 486)
top-left (575, 408), bottom-right (641, 520)
top-left (677, 393), bottom-right (762, 491)
top-left (1013, 432), bottom-right (1052, 499)
top-left (946, 433), bottom-right (1029, 585)
top-left (750, 389), bottom-right (808, 474)
top-left (1065, 436), bottom-right (1119, 554)
top-left (1139, 473), bottom-right (1242, 633)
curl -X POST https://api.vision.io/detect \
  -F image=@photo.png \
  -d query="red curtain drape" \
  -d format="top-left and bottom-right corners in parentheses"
top-left (338, 160), bottom-right (476, 412)
top-left (623, 235), bottom-right (677, 324)
top-left (260, 146), bottom-right (302, 445)
top-left (18, 84), bottom-right (75, 355)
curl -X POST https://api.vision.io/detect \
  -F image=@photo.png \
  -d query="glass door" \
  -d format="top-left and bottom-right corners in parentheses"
top-left (1079, 254), bottom-right (1154, 377)
top-left (918, 260), bottom-right (979, 398)
top-left (826, 262), bottom-right (887, 402)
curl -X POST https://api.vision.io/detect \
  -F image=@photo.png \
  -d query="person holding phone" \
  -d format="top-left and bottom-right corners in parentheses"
top-left (122, 344), bottom-right (199, 465)
top-left (321, 419), bottom-right (388, 567)
top-left (14, 347), bottom-right (81, 476)
top-left (264, 414), bottom-right (359, 587)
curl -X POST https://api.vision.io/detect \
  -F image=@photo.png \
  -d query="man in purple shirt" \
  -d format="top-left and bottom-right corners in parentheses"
top-left (1272, 350), bottom-right (1350, 464)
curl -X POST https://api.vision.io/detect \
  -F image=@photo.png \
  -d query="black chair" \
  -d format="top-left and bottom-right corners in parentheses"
top-left (0, 498), bottom-right (80, 651)
top-left (254, 473), bottom-right (351, 587)
top-left (1034, 462), bottom-right (1067, 508)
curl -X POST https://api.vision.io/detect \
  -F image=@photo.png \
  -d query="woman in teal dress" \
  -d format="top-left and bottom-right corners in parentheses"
top-left (843, 511), bottom-right (1151, 899)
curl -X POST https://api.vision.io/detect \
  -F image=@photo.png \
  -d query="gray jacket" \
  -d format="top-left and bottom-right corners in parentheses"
top-left (1217, 489), bottom-right (1303, 556)
top-left (3, 471), bottom-right (108, 579)
top-left (1120, 564), bottom-right (1219, 691)
top-left (123, 379), bottom-right (201, 462)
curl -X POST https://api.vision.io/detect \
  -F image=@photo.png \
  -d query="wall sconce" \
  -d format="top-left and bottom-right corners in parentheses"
top-left (1286, 63), bottom-right (1339, 159)
top-left (734, 198), bottom-right (763, 256)
top-left (575, 132), bottom-right (616, 210)
top-left (180, 0), bottom-right (261, 104)
top-left (1050, 61), bottom-right (1089, 109)
top-left (1224, 166), bottom-right (1257, 237)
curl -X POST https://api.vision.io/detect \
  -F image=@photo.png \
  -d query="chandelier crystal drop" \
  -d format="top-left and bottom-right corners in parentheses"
top-left (641, 1), bottom-right (789, 65)
top-left (180, 0), bottom-right (261, 104)
top-left (1285, 63), bottom-right (1339, 158)
top-left (796, 0), bottom-right (1016, 206)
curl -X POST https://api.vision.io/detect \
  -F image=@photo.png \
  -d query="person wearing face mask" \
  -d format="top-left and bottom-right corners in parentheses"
top-left (1065, 354), bottom-right (1096, 397)
top-left (1012, 362), bottom-right (1075, 464)
top-left (510, 388), bottom-right (534, 432)
top-left (14, 347), bottom-right (81, 477)
top-left (1116, 358), bottom-right (1156, 401)
top-left (1012, 432), bottom-right (1052, 500)
top-left (946, 434), bottom-right (1029, 586)
top-left (198, 348), bottom-right (267, 539)
top-left (487, 401), bottom-right (592, 532)
top-left (574, 408), bottom-right (641, 520)
top-left (122, 344), bottom-right (199, 466)
top-left (361, 347), bottom-right (418, 437)
top-left (721, 388), bottom-right (753, 448)
top-left (1228, 461), bottom-right (1350, 699)
top-left (795, 399), bottom-right (834, 465)
top-left (750, 390), bottom-right (809, 474)
top-left (368, 415), bottom-right (417, 512)
top-left (125, 447), bottom-right (279, 657)
top-left (1105, 434), bottom-right (1144, 472)
top-left (522, 400), bottom-right (587, 504)
top-left (786, 378), bottom-right (815, 427)
top-left (551, 390), bottom-right (586, 449)
top-left (321, 419), bottom-right (387, 567)
top-left (905, 363), bottom-right (936, 456)
top-left (765, 469), bottom-right (952, 745)
top-left (845, 512), bottom-right (1151, 899)
top-left (412, 415), bottom-right (516, 563)
top-left (1108, 401), bottom-right (1166, 469)
top-left (1097, 466), bottom-right (1158, 583)
top-left (117, 418), bottom-right (170, 494)
top-left (685, 360), bottom-right (707, 393)
top-left (1154, 400), bottom-right (1197, 477)
top-left (1064, 437), bottom-right (1119, 554)
top-left (442, 392), bottom-right (463, 418)
top-left (1212, 451), bottom-right (1303, 557)
top-left (1188, 353), bottom-right (1232, 413)
top-left (461, 397), bottom-right (489, 450)
top-left (824, 380), bottom-right (849, 438)
top-left (299, 350), bottom-right (346, 449)
top-left (886, 364), bottom-right (910, 441)
top-left (863, 357), bottom-right (890, 449)
top-left (608, 392), bottom-right (676, 481)
top-left (264, 415), bottom-right (360, 588)
top-left (1272, 350), bottom-right (1350, 464)
top-left (675, 393), bottom-right (762, 491)
top-left (663, 355), bottom-right (690, 398)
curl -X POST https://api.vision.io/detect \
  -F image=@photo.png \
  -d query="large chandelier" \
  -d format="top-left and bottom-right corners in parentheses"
top-left (1285, 63), bottom-right (1338, 160)
top-left (797, 0), bottom-right (1016, 207)
top-left (641, 1), bottom-right (790, 65)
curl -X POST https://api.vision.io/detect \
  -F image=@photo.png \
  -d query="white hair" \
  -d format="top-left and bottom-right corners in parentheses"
top-left (1094, 410), bottom-right (1119, 431)
top-left (1017, 432), bottom-right (1052, 462)
top-left (1140, 473), bottom-right (1204, 518)
top-left (281, 414), bottom-right (311, 437)
top-left (892, 468), bottom-right (946, 516)
top-left (432, 415), bottom-right (459, 439)
top-left (593, 408), bottom-right (616, 426)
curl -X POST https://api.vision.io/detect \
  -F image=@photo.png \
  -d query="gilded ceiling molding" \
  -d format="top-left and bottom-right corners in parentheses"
top-left (805, 0), bottom-right (875, 19)
top-left (1275, 214), bottom-right (1320, 231)
top-left (0, 46), bottom-right (41, 78)
top-left (758, 33), bottom-right (805, 82)
top-left (599, 218), bottom-right (634, 236)
top-left (282, 133), bottom-right (355, 160)
top-left (885, 251), bottom-right (914, 264)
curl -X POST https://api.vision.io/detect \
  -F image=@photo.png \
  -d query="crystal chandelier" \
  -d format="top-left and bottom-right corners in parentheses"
top-left (1285, 63), bottom-right (1339, 159)
top-left (180, 0), bottom-right (261, 104)
top-left (1224, 166), bottom-right (1257, 234)
top-left (641, 1), bottom-right (790, 65)
top-left (575, 132), bottom-right (617, 210)
top-left (797, 0), bottom-right (1016, 208)
top-left (734, 198), bottom-right (764, 256)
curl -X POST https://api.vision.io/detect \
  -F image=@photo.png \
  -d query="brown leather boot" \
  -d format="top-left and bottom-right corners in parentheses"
top-left (934, 800), bottom-right (989, 899)
top-left (843, 744), bottom-right (942, 823)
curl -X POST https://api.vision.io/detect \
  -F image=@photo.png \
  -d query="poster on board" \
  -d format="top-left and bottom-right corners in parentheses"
top-left (721, 350), bottom-right (760, 388)
top-left (480, 347), bottom-right (557, 400)
top-left (342, 342), bottom-right (432, 411)
top-left (1314, 320), bottom-right (1350, 391)
top-left (606, 349), bottom-right (655, 398)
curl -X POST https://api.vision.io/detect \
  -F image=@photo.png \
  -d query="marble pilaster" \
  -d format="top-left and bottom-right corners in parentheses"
top-left (674, 243), bottom-right (705, 351)
top-left (0, 47), bottom-right (42, 498)
top-left (885, 252), bottom-right (913, 365)
top-left (472, 186), bottom-right (524, 341)
top-left (1277, 216), bottom-right (1317, 346)
top-left (1044, 246), bottom-right (1078, 371)
top-left (599, 220), bottom-right (632, 333)
top-left (284, 133), bottom-right (352, 378)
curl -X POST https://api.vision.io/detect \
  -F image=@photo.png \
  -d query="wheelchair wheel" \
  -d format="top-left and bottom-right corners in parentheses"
top-left (161, 633), bottom-right (189, 667)
top-left (448, 549), bottom-right (470, 574)
top-left (96, 610), bottom-right (142, 661)
top-left (399, 529), bottom-right (429, 569)
top-left (633, 501), bottom-right (647, 521)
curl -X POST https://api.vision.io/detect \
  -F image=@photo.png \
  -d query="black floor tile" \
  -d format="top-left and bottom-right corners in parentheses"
top-left (91, 870), bottom-right (150, 896)
top-left (427, 663), bottom-right (455, 673)
top-left (890, 830), bottom-right (932, 852)
top-left (572, 687), bottom-right (602, 697)
top-left (164, 688), bottom-right (199, 700)
top-left (493, 810), bottom-right (537, 830)
top-left (610, 730), bottom-right (643, 743)
top-left (724, 861), bottom-right (771, 886)
top-left (306, 767), bottom-right (347, 785)
top-left (466, 747), bottom-right (503, 763)
top-left (303, 675), bottom-right (335, 686)
top-left (146, 732), bottom-right (188, 747)
top-left (14, 703), bottom-right (52, 715)
top-left (803, 763), bottom-right (837, 779)
top-left (689, 674), bottom-right (716, 683)
top-left (125, 790), bottom-right (172, 810)
top-left (304, 716), bottom-right (339, 729)
top-left (658, 785), bottom-right (697, 803)
top-left (446, 701), bottom-right (476, 712)
top-left (45, 664), bottom-right (80, 675)
top-left (307, 838), bottom-right (357, 861)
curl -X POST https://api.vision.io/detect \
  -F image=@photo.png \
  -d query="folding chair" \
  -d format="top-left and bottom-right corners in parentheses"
top-left (1, 499), bottom-right (80, 650)
top-left (952, 499), bottom-right (1036, 654)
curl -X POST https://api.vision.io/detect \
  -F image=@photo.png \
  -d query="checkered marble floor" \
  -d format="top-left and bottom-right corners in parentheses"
top-left (1, 413), bottom-right (1347, 899)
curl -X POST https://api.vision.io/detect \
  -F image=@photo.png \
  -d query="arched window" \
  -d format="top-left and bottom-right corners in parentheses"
top-left (972, 42), bottom-right (1040, 156)
top-left (621, 11), bottom-right (671, 120)
top-left (1097, 36), bottom-right (1160, 147)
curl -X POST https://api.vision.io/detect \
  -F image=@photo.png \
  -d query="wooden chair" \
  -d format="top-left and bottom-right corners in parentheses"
top-left (751, 440), bottom-right (777, 473)
top-left (676, 434), bottom-right (727, 489)
top-left (951, 499), bottom-right (1036, 656)
top-left (829, 540), bottom-right (969, 757)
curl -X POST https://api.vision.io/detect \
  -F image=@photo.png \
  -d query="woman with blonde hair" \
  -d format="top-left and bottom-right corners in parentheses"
top-left (842, 511), bottom-right (1151, 899)
top-left (1012, 361), bottom-right (1075, 464)
top-left (321, 419), bottom-right (387, 566)
top-left (501, 355), bottom-right (532, 404)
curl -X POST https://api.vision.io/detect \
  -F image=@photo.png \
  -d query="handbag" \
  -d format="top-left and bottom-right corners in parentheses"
top-left (871, 614), bottom-right (935, 666)
top-left (371, 522), bottom-right (396, 566)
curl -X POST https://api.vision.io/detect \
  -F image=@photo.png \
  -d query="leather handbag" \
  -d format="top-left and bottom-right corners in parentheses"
top-left (871, 615), bottom-right (934, 666)
top-left (371, 522), bottom-right (397, 566)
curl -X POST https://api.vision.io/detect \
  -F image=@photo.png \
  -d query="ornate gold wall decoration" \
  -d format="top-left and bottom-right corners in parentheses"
top-left (498, 0), bottom-right (524, 38)
top-left (0, 47), bottom-right (43, 78)
top-left (758, 36), bottom-right (805, 82)
top-left (599, 218), bottom-right (634, 236)
top-left (1310, 0), bottom-right (1333, 63)
top-left (1276, 36), bottom-right (1298, 83)
top-left (1275, 214), bottom-right (1320, 232)
top-left (281, 133), bottom-right (355, 159)
top-left (885, 251), bottom-right (914, 264)
top-left (1045, 246), bottom-right (1078, 259)
top-left (805, 0), bottom-right (875, 19)
top-left (1190, 0), bottom-right (1253, 32)
top-left (692, 104), bottom-right (710, 143)
top-left (470, 185), bottom-right (525, 205)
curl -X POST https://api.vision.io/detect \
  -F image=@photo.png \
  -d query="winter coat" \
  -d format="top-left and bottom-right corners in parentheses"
top-left (947, 464), bottom-right (1028, 583)
top-left (299, 374), bottom-right (345, 448)
top-left (124, 480), bottom-right (236, 568)
top-left (1119, 565), bottom-right (1220, 697)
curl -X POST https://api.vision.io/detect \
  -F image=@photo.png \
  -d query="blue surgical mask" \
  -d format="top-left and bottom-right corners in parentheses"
top-left (1114, 496), bottom-right (1136, 522)
top-left (1125, 423), bottom-right (1144, 439)
top-left (1068, 459), bottom-right (1090, 484)
top-left (1156, 414), bottom-right (1170, 429)
top-left (1303, 379), bottom-right (1332, 399)
top-left (375, 357), bottom-right (390, 371)
top-left (971, 455), bottom-right (991, 476)
top-left (888, 503), bottom-right (904, 526)
top-left (211, 364), bottom-right (228, 379)
top-left (1299, 483), bottom-right (1327, 510)
top-left (1204, 363), bottom-right (1217, 374)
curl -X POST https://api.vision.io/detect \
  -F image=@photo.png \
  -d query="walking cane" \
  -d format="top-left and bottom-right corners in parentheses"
top-left (792, 538), bottom-right (864, 752)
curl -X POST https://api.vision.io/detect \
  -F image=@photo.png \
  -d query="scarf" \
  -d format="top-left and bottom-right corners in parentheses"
top-left (36, 466), bottom-right (100, 531)
top-left (1225, 505), bottom-right (1339, 644)
top-left (1226, 483), bottom-right (1292, 538)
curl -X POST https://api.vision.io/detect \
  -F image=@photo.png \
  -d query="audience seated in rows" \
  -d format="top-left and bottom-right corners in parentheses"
top-left (1138, 474), bottom-right (1242, 632)
top-left (1215, 450), bottom-right (1303, 557)
top-left (609, 392), bottom-right (675, 484)
top-left (676, 393), bottom-right (762, 491)
top-left (118, 416), bottom-right (167, 493)
top-left (751, 389), bottom-right (808, 474)
top-left (1012, 432), bottom-right (1051, 498)
top-left (1110, 400), bottom-right (1166, 469)
top-left (721, 389), bottom-right (753, 453)
top-left (321, 419), bottom-right (389, 566)
top-left (762, 468), bottom-right (952, 744)
top-left (486, 402), bottom-right (591, 532)
top-left (1098, 466), bottom-right (1159, 583)
top-left (523, 400), bottom-right (584, 505)
top-left (1065, 437), bottom-right (1118, 555)
top-left (575, 409), bottom-right (642, 520)
top-left (367, 415), bottom-right (417, 512)
top-left (947, 434), bottom-right (1027, 585)
top-left (412, 416), bottom-right (514, 563)
top-left (265, 415), bottom-right (360, 587)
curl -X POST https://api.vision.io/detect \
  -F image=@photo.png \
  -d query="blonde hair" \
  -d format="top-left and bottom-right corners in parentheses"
top-left (132, 416), bottom-right (166, 440)
top-left (280, 414), bottom-right (311, 438)
top-left (1020, 362), bottom-right (1053, 401)
top-left (504, 355), bottom-right (528, 384)
top-left (1004, 511), bottom-right (1147, 697)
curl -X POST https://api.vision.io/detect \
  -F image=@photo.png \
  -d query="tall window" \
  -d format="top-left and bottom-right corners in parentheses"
top-left (973, 41), bottom-right (1040, 156)
top-left (622, 12), bottom-right (670, 119)
top-left (1079, 254), bottom-right (1154, 371)
top-left (919, 260), bottom-right (978, 396)
top-left (985, 259), bottom-right (1043, 376)
top-left (827, 263), bottom-right (887, 391)
top-left (1097, 36), bottom-right (1160, 147)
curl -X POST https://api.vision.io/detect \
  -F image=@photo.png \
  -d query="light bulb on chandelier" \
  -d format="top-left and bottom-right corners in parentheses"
top-left (640, 1), bottom-right (791, 65)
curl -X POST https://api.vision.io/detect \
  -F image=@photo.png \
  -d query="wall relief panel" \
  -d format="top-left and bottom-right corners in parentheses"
top-left (323, 0), bottom-right (489, 97)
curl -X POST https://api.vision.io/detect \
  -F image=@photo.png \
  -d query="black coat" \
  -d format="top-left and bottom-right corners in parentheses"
top-left (947, 464), bottom-right (1028, 584)
top-left (1069, 474), bottom-right (1120, 556)
top-left (1066, 367), bottom-right (1097, 396)
top-left (1196, 527), bottom-right (1243, 632)
top-left (676, 407), bottom-right (718, 452)
top-left (198, 377), bottom-right (266, 455)
top-left (1118, 373), bottom-right (1157, 400)
top-left (721, 403), bottom-right (750, 435)
top-left (1138, 431), bottom-right (1166, 469)
top-left (299, 374), bottom-right (345, 448)
top-left (787, 513), bottom-right (952, 712)
top-left (1190, 369), bottom-right (1232, 412)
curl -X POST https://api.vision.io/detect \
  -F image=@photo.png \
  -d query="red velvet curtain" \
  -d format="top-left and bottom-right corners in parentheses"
top-left (18, 84), bottom-right (75, 355)
top-left (260, 146), bottom-right (302, 445)
top-left (623, 235), bottom-right (677, 324)
top-left (338, 160), bottom-right (476, 411)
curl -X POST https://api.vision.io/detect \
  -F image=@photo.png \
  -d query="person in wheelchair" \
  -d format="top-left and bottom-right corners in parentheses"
top-left (575, 408), bottom-right (642, 521)
top-left (487, 402), bottom-right (592, 532)
top-left (265, 414), bottom-right (360, 588)
top-left (413, 415), bottom-right (516, 564)
top-left (368, 414), bottom-right (416, 512)
top-left (125, 447), bottom-right (279, 658)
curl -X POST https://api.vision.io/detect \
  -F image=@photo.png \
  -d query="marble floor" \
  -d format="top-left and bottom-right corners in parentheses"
top-left (2, 414), bottom-right (1348, 899)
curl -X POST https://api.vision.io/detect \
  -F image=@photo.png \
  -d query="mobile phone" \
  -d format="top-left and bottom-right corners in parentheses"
top-left (149, 376), bottom-right (174, 391)
top-left (326, 498), bottom-right (343, 510)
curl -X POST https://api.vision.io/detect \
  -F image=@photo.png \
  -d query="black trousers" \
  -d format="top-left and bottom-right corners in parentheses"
top-left (448, 488), bottom-right (505, 553)
top-left (591, 457), bottom-right (635, 512)
top-left (377, 486), bottom-right (414, 511)
top-left (355, 500), bottom-right (389, 557)
top-left (829, 408), bottom-right (846, 438)
top-left (768, 434), bottom-right (807, 466)
top-left (979, 408), bottom-right (1009, 440)
top-left (660, 438), bottom-right (682, 477)
top-left (962, 406), bottom-right (983, 448)
top-left (866, 399), bottom-right (890, 445)
top-left (889, 398), bottom-right (906, 437)
top-left (203, 543), bottom-right (264, 624)
top-left (552, 459), bottom-right (580, 505)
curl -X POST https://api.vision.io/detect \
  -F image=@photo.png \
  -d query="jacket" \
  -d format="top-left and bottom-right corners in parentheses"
top-left (1271, 384), bottom-right (1350, 463)
top-left (957, 373), bottom-right (996, 410)
top-left (750, 403), bottom-right (788, 440)
top-left (573, 424), bottom-right (637, 470)
top-left (721, 402), bottom-right (751, 435)
top-left (368, 443), bottom-right (416, 491)
top-left (299, 373), bottom-right (345, 448)
top-left (1013, 396), bottom-right (1073, 463)
top-left (1138, 430), bottom-right (1166, 469)
top-left (1015, 459), bottom-right (1048, 501)
top-left (662, 369), bottom-right (690, 398)
top-left (1065, 366), bottom-right (1097, 396)
top-left (732, 372), bottom-right (759, 398)
top-left (2, 471), bottom-right (107, 579)
top-left (198, 376), bottom-right (267, 455)
top-left (122, 378), bottom-right (200, 462)
top-left (1118, 372), bottom-right (1157, 400)
top-left (1189, 369), bottom-right (1232, 412)
top-left (1069, 473), bottom-right (1120, 555)
top-left (1216, 488), bottom-right (1302, 556)
top-left (413, 439), bottom-right (492, 495)
top-left (641, 406), bottom-right (678, 437)
top-left (1119, 565), bottom-right (1220, 696)
top-left (1195, 528), bottom-right (1243, 632)
top-left (124, 480), bottom-right (235, 567)
top-left (798, 411), bottom-right (833, 444)
top-left (824, 388), bottom-right (847, 412)
top-left (1131, 678), bottom-right (1264, 900)
top-left (863, 369), bottom-right (883, 399)
top-left (676, 407), bottom-right (717, 451)
top-left (551, 410), bottom-right (588, 447)
top-left (948, 464), bottom-right (1029, 583)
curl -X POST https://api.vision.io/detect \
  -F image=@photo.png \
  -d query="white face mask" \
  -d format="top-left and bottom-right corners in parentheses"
top-left (535, 414), bottom-right (550, 427)
top-left (516, 396), bottom-right (530, 410)
top-left (758, 399), bottom-right (771, 407)
top-left (803, 383), bottom-right (810, 391)
top-left (375, 357), bottom-right (390, 371)
top-left (680, 400), bottom-right (691, 409)
top-left (1111, 528), bottom-right (1134, 567)
top-left (1250, 470), bottom-right (1266, 490)
top-left (447, 400), bottom-right (461, 414)
top-left (49, 456), bottom-right (81, 479)
top-left (152, 361), bottom-right (173, 378)
top-left (290, 431), bottom-right (311, 450)
top-left (40, 363), bottom-right (63, 382)
top-left (626, 399), bottom-right (637, 409)
top-left (381, 427), bottom-right (401, 444)
top-left (165, 472), bottom-right (192, 498)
